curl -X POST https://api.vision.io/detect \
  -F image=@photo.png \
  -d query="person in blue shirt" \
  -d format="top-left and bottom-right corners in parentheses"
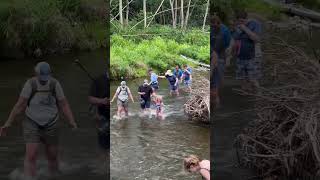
top-left (148, 69), bottom-right (159, 92)
top-left (233, 10), bottom-right (262, 91)
top-left (210, 14), bottom-right (231, 89)
top-left (173, 65), bottom-right (183, 91)
top-left (181, 64), bottom-right (192, 92)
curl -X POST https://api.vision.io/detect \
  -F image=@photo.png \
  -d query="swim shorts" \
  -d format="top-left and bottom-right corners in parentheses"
top-left (236, 58), bottom-right (262, 80)
top-left (184, 80), bottom-right (192, 87)
top-left (23, 117), bottom-right (59, 145)
top-left (117, 99), bottom-right (128, 108)
top-left (169, 84), bottom-right (177, 91)
top-left (140, 98), bottom-right (151, 109)
top-left (150, 82), bottom-right (159, 90)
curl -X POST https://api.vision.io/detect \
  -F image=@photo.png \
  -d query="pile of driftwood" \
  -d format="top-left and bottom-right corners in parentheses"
top-left (184, 70), bottom-right (210, 123)
top-left (235, 36), bottom-right (320, 178)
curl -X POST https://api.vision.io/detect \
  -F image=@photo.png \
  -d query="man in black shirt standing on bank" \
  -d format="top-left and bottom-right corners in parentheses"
top-left (88, 70), bottom-right (110, 174)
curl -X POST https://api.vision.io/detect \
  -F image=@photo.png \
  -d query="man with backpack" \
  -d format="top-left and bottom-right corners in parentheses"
top-left (181, 64), bottom-right (193, 92)
top-left (110, 81), bottom-right (135, 119)
top-left (0, 62), bottom-right (77, 178)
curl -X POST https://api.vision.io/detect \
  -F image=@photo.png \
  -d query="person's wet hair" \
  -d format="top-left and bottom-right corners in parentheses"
top-left (184, 155), bottom-right (201, 172)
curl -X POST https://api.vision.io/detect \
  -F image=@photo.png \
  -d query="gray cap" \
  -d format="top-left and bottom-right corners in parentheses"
top-left (120, 81), bottom-right (126, 86)
top-left (35, 62), bottom-right (51, 81)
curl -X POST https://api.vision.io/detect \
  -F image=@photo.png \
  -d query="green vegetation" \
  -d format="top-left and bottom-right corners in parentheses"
top-left (110, 26), bottom-right (209, 80)
top-left (211, 0), bottom-right (283, 22)
top-left (0, 0), bottom-right (107, 58)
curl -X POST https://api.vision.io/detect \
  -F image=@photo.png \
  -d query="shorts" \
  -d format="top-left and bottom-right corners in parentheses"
top-left (151, 82), bottom-right (159, 90)
top-left (140, 98), bottom-right (151, 109)
top-left (23, 117), bottom-right (59, 145)
top-left (236, 58), bottom-right (262, 80)
top-left (117, 99), bottom-right (128, 108)
top-left (156, 105), bottom-right (162, 113)
top-left (169, 84), bottom-right (177, 91)
top-left (211, 59), bottom-right (225, 89)
top-left (184, 79), bottom-right (192, 87)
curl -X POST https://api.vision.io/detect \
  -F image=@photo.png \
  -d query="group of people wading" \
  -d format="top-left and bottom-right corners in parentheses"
top-left (0, 62), bottom-right (110, 178)
top-left (111, 64), bottom-right (193, 120)
top-left (211, 9), bottom-right (262, 108)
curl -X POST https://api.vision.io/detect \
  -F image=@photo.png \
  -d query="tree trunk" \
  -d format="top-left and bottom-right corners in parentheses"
top-left (125, 0), bottom-right (129, 26)
top-left (180, 0), bottom-right (184, 28)
top-left (184, 0), bottom-right (191, 29)
top-left (119, 0), bottom-right (123, 27)
top-left (169, 0), bottom-right (177, 28)
top-left (202, 0), bottom-right (209, 31)
top-left (174, 0), bottom-right (178, 28)
top-left (143, 0), bottom-right (147, 28)
top-left (147, 0), bottom-right (165, 27)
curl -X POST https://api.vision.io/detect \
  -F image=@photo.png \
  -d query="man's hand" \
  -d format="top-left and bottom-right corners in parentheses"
top-left (0, 124), bottom-right (10, 137)
top-left (100, 97), bottom-right (110, 108)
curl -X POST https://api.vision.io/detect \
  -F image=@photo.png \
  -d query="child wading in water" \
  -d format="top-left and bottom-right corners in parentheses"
top-left (184, 155), bottom-right (210, 180)
top-left (153, 94), bottom-right (164, 119)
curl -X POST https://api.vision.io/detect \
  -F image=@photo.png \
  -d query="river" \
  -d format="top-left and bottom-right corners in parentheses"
top-left (110, 78), bottom-right (210, 179)
top-left (0, 50), bottom-right (107, 180)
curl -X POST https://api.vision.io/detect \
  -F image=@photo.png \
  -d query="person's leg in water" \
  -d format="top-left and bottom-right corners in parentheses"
top-left (24, 143), bottom-right (40, 177)
top-left (123, 101), bottom-right (129, 118)
top-left (45, 144), bottom-right (59, 176)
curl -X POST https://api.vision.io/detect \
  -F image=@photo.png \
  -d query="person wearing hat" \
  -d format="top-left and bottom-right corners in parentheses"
top-left (138, 79), bottom-right (153, 115)
top-left (159, 70), bottom-right (179, 96)
top-left (110, 81), bottom-right (134, 119)
top-left (0, 61), bottom-right (77, 178)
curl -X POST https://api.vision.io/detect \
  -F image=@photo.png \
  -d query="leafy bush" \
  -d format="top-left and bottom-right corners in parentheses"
top-left (110, 27), bottom-right (209, 80)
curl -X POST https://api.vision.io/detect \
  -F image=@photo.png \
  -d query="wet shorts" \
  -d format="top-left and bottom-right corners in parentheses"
top-left (236, 58), bottom-right (262, 80)
top-left (184, 79), bottom-right (192, 87)
top-left (169, 84), bottom-right (177, 91)
top-left (140, 98), bottom-right (151, 109)
top-left (23, 117), bottom-right (59, 145)
top-left (150, 82), bottom-right (159, 90)
top-left (117, 99), bottom-right (128, 108)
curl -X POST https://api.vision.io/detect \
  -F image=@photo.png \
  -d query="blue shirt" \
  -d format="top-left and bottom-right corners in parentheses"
top-left (233, 20), bottom-right (261, 60)
top-left (183, 67), bottom-right (192, 81)
top-left (210, 24), bottom-right (231, 58)
top-left (150, 72), bottom-right (158, 83)
top-left (173, 69), bottom-right (183, 79)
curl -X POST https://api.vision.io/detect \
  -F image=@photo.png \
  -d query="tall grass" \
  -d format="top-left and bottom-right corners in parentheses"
top-left (0, 0), bottom-right (107, 58)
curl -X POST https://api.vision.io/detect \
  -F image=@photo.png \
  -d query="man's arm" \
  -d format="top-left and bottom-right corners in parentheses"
top-left (200, 169), bottom-right (210, 180)
top-left (127, 88), bottom-right (135, 103)
top-left (58, 98), bottom-right (77, 128)
top-left (2, 97), bottom-right (28, 127)
top-left (239, 22), bottom-right (260, 43)
top-left (110, 88), bottom-right (119, 103)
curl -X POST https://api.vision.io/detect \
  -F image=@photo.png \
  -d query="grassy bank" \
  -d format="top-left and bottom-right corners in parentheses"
top-left (0, 0), bottom-right (107, 58)
top-left (110, 26), bottom-right (209, 80)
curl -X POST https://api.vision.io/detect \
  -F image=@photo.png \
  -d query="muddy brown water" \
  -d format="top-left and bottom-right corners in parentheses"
top-left (110, 78), bottom-right (210, 179)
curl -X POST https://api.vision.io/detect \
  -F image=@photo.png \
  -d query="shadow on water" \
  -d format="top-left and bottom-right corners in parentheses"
top-left (110, 78), bottom-right (210, 179)
top-left (0, 50), bottom-right (107, 180)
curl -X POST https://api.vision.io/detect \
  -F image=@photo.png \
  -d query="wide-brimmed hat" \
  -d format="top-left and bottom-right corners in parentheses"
top-left (165, 70), bottom-right (173, 76)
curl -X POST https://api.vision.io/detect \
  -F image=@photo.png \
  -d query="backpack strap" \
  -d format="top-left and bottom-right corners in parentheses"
top-left (27, 78), bottom-right (58, 107)
top-left (49, 78), bottom-right (57, 98)
top-left (27, 78), bottom-right (38, 106)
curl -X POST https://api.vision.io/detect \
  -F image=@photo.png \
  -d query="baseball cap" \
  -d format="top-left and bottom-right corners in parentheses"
top-left (35, 62), bottom-right (51, 81)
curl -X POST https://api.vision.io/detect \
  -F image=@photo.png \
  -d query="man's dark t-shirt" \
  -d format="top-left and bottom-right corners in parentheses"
top-left (89, 73), bottom-right (110, 117)
top-left (138, 85), bottom-right (153, 101)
